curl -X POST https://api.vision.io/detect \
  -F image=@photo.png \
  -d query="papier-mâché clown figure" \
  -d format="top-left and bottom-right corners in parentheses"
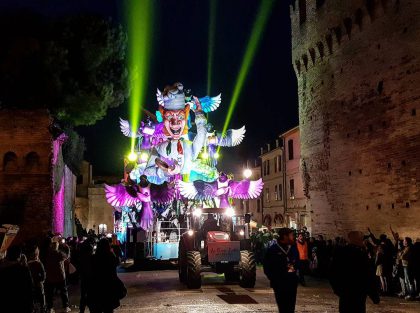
top-left (142, 82), bottom-right (209, 183)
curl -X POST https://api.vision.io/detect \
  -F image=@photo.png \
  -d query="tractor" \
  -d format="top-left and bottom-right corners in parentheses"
top-left (178, 207), bottom-right (256, 289)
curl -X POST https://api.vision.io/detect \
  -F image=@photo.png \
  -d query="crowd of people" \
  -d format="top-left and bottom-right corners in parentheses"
top-left (0, 232), bottom-right (126, 313)
top-left (261, 225), bottom-right (420, 313)
top-left (1, 225), bottom-right (419, 313)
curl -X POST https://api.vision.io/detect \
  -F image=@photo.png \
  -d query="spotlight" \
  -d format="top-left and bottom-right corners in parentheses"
top-left (127, 152), bottom-right (137, 162)
top-left (243, 168), bottom-right (252, 179)
top-left (193, 208), bottom-right (203, 217)
top-left (225, 207), bottom-right (235, 217)
top-left (140, 152), bottom-right (149, 162)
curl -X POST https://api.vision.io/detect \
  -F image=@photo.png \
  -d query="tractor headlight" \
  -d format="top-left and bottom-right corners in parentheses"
top-left (225, 207), bottom-right (235, 217)
top-left (193, 208), bottom-right (202, 217)
top-left (187, 230), bottom-right (194, 236)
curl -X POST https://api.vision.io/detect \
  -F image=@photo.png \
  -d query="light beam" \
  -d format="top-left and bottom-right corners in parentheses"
top-left (127, 0), bottom-right (154, 152)
top-left (221, 0), bottom-right (274, 142)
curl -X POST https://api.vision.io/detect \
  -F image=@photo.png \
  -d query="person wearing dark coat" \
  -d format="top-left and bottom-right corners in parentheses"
top-left (88, 238), bottom-right (123, 313)
top-left (263, 227), bottom-right (299, 313)
top-left (329, 231), bottom-right (380, 313)
top-left (44, 240), bottom-right (71, 312)
top-left (0, 245), bottom-right (34, 313)
top-left (79, 239), bottom-right (94, 313)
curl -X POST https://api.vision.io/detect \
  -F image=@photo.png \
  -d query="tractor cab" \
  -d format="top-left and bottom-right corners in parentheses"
top-left (178, 207), bottom-right (256, 289)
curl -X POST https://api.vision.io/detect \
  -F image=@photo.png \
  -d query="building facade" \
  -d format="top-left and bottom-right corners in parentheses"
top-left (0, 110), bottom-right (75, 242)
top-left (260, 142), bottom-right (285, 228)
top-left (75, 161), bottom-right (118, 235)
top-left (281, 127), bottom-right (310, 232)
top-left (291, 0), bottom-right (420, 237)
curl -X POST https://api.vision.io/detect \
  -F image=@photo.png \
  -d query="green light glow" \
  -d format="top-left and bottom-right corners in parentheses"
top-left (207, 0), bottom-right (217, 95)
top-left (127, 0), bottom-right (154, 152)
top-left (220, 0), bottom-right (274, 145)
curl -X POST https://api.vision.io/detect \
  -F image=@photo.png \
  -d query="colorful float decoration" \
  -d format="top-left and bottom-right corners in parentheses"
top-left (104, 82), bottom-right (263, 256)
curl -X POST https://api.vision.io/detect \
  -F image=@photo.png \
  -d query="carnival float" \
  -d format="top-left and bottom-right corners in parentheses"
top-left (104, 83), bottom-right (263, 275)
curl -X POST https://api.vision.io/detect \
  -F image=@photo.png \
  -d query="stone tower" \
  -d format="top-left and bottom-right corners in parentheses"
top-left (291, 0), bottom-right (420, 237)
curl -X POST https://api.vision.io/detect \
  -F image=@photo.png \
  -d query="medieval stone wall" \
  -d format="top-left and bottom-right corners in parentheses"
top-left (0, 110), bottom-right (53, 241)
top-left (291, 0), bottom-right (420, 237)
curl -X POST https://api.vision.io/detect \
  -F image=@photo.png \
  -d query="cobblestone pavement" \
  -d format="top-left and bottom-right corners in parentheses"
top-left (66, 269), bottom-right (419, 313)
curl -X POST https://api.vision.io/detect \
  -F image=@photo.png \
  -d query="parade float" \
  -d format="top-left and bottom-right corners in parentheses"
top-left (105, 83), bottom-right (262, 286)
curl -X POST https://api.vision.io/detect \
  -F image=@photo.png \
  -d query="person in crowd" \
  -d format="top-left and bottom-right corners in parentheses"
top-left (88, 238), bottom-right (124, 313)
top-left (79, 238), bottom-right (94, 313)
top-left (329, 231), bottom-right (380, 313)
top-left (375, 245), bottom-right (387, 294)
top-left (412, 239), bottom-right (420, 299)
top-left (27, 245), bottom-right (46, 313)
top-left (401, 237), bottom-right (416, 300)
top-left (309, 247), bottom-right (318, 275)
top-left (296, 232), bottom-right (309, 286)
top-left (111, 234), bottom-right (123, 261)
top-left (395, 239), bottom-right (407, 297)
top-left (45, 238), bottom-right (71, 313)
top-left (263, 228), bottom-right (299, 313)
top-left (0, 245), bottom-right (34, 313)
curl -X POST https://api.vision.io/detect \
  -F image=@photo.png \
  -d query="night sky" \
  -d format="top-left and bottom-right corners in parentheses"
top-left (2, 0), bottom-right (298, 176)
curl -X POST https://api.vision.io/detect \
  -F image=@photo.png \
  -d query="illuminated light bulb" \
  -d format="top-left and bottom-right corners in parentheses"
top-left (225, 207), bottom-right (235, 217)
top-left (140, 152), bottom-right (149, 162)
top-left (188, 230), bottom-right (194, 236)
top-left (243, 168), bottom-right (252, 179)
top-left (193, 208), bottom-right (203, 217)
top-left (128, 151), bottom-right (137, 162)
top-left (239, 230), bottom-right (245, 236)
top-left (202, 152), bottom-right (209, 159)
top-left (214, 152), bottom-right (220, 159)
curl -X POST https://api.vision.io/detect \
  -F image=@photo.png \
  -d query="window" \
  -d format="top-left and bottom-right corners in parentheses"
top-left (275, 185), bottom-right (278, 200)
top-left (77, 175), bottom-right (83, 185)
top-left (266, 159), bottom-right (270, 175)
top-left (279, 184), bottom-right (283, 201)
top-left (299, 0), bottom-right (307, 25)
top-left (257, 199), bottom-right (261, 213)
top-left (288, 140), bottom-right (294, 160)
top-left (290, 179), bottom-right (295, 198)
top-left (3, 151), bottom-right (18, 172)
top-left (25, 152), bottom-right (40, 171)
top-left (277, 156), bottom-right (282, 172)
top-left (266, 188), bottom-right (270, 202)
top-left (274, 157), bottom-right (277, 173)
top-left (316, 0), bottom-right (325, 9)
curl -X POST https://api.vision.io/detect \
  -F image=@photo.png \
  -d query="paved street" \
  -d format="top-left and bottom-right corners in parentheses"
top-left (66, 268), bottom-right (420, 313)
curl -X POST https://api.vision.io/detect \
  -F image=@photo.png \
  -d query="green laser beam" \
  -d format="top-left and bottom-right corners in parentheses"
top-left (220, 0), bottom-right (274, 150)
top-left (207, 0), bottom-right (217, 95)
top-left (127, 0), bottom-right (154, 152)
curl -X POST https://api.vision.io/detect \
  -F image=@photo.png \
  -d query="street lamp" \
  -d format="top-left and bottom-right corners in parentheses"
top-left (243, 168), bottom-right (252, 179)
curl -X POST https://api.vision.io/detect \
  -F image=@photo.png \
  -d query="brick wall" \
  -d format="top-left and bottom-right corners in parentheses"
top-left (0, 110), bottom-right (53, 242)
top-left (291, 0), bottom-right (420, 237)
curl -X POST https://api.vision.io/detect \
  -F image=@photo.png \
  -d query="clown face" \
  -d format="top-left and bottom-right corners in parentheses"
top-left (163, 109), bottom-right (187, 139)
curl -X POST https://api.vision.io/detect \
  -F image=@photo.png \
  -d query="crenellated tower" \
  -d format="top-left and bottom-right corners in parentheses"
top-left (291, 0), bottom-right (420, 237)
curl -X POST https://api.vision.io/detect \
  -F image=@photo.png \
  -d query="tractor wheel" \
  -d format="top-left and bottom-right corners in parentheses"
top-left (239, 250), bottom-right (256, 288)
top-left (178, 239), bottom-right (187, 283)
top-left (186, 251), bottom-right (202, 289)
